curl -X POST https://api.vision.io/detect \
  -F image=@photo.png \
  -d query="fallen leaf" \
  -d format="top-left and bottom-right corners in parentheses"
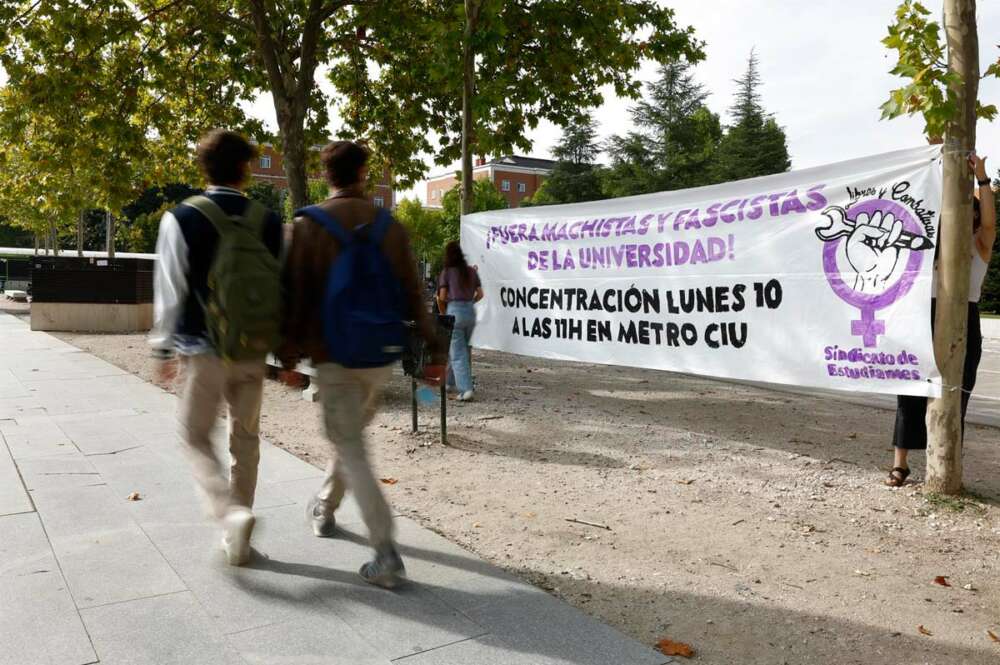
top-left (656, 639), bottom-right (695, 658)
top-left (854, 570), bottom-right (872, 577)
top-left (988, 630), bottom-right (999, 643)
top-left (933, 576), bottom-right (951, 587)
top-left (918, 625), bottom-right (933, 636)
top-left (847, 432), bottom-right (858, 439)
top-left (675, 479), bottom-right (694, 485)
top-left (963, 583), bottom-right (977, 591)
top-left (379, 478), bottom-right (398, 485)
top-left (126, 492), bottom-right (141, 501)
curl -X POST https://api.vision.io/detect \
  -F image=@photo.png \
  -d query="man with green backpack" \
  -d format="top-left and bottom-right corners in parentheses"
top-left (149, 129), bottom-right (284, 566)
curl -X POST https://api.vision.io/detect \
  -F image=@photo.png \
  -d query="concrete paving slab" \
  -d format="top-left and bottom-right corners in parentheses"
top-left (0, 512), bottom-right (97, 665)
top-left (249, 506), bottom-right (489, 661)
top-left (48, 526), bottom-right (187, 609)
top-left (226, 616), bottom-right (390, 665)
top-left (81, 591), bottom-right (246, 665)
top-left (15, 453), bottom-right (100, 491)
top-left (463, 592), bottom-right (670, 665)
top-left (256, 441), bottom-right (325, 483)
top-left (391, 633), bottom-right (661, 665)
top-left (0, 434), bottom-right (32, 516)
top-left (391, 517), bottom-right (549, 615)
top-left (161, 544), bottom-right (334, 636)
top-left (31, 484), bottom-right (186, 609)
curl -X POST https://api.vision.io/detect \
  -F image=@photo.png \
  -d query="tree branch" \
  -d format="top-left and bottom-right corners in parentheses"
top-left (11, 0), bottom-right (42, 25)
top-left (247, 0), bottom-right (291, 103)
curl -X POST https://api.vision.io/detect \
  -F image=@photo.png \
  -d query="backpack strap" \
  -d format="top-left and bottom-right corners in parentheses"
top-left (295, 205), bottom-right (352, 246)
top-left (369, 208), bottom-right (395, 245)
top-left (183, 195), bottom-right (266, 235)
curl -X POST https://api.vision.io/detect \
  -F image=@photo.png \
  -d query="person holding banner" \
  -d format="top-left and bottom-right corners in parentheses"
top-left (887, 154), bottom-right (995, 487)
top-left (437, 241), bottom-right (484, 401)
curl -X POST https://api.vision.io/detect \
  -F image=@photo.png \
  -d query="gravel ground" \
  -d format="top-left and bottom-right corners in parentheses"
top-left (53, 329), bottom-right (1000, 665)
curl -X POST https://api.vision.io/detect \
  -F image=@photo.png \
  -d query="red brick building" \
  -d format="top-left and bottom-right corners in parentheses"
top-left (250, 143), bottom-right (395, 209)
top-left (425, 156), bottom-right (555, 209)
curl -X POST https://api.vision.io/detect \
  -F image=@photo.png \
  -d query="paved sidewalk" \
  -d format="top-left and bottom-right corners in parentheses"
top-left (0, 313), bottom-right (669, 665)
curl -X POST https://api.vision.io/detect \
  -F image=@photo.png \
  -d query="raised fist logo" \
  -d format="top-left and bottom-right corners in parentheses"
top-left (845, 211), bottom-right (903, 293)
top-left (816, 198), bottom-right (934, 348)
top-left (815, 205), bottom-right (933, 296)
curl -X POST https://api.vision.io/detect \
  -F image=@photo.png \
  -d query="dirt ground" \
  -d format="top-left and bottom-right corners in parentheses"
top-left (52, 328), bottom-right (1000, 665)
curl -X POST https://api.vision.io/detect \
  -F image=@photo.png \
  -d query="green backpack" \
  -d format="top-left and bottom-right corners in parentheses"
top-left (182, 195), bottom-right (283, 362)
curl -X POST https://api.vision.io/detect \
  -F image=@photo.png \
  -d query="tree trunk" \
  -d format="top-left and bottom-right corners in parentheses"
top-left (247, 0), bottom-right (325, 214)
top-left (49, 222), bottom-right (58, 256)
top-left (77, 210), bottom-right (85, 256)
top-left (33, 233), bottom-right (39, 256)
top-left (460, 0), bottom-right (479, 216)
top-left (281, 118), bottom-right (310, 212)
top-left (105, 210), bottom-right (116, 259)
top-left (925, 0), bottom-right (979, 494)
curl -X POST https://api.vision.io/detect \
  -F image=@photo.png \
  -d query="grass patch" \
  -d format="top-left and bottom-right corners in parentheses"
top-left (924, 491), bottom-right (989, 514)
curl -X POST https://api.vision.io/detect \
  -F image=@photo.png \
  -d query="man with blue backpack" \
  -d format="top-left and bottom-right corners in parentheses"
top-left (149, 129), bottom-right (284, 566)
top-left (281, 140), bottom-right (445, 588)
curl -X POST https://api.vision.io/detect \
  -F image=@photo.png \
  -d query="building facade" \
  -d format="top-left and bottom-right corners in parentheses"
top-left (425, 156), bottom-right (555, 209)
top-left (250, 144), bottom-right (395, 209)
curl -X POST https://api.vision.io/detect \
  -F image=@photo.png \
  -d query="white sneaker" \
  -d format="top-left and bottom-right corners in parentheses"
top-left (221, 507), bottom-right (255, 566)
top-left (458, 390), bottom-right (474, 401)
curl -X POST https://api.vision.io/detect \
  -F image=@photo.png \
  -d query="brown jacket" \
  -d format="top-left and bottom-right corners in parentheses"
top-left (280, 186), bottom-right (443, 366)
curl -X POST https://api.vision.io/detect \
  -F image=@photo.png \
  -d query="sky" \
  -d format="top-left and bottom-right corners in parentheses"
top-left (247, 1), bottom-right (1000, 204)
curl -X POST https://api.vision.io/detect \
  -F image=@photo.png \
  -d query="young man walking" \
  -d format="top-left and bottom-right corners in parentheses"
top-left (281, 141), bottom-right (444, 588)
top-left (150, 129), bottom-right (284, 565)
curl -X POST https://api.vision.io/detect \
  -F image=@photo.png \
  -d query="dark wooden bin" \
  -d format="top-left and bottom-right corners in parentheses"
top-left (30, 256), bottom-right (155, 332)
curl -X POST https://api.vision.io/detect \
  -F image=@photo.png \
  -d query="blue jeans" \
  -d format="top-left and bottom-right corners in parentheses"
top-left (447, 301), bottom-right (476, 393)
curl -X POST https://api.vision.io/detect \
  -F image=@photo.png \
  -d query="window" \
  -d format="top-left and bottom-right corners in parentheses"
top-left (259, 155), bottom-right (272, 169)
top-left (373, 196), bottom-right (385, 208)
top-left (517, 182), bottom-right (526, 193)
top-left (501, 179), bottom-right (511, 192)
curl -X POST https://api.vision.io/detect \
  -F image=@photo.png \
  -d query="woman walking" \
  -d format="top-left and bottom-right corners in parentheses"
top-left (886, 154), bottom-right (995, 486)
top-left (437, 241), bottom-right (483, 401)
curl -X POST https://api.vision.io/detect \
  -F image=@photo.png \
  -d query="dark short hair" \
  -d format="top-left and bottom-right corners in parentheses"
top-left (320, 141), bottom-right (369, 187)
top-left (196, 129), bottom-right (256, 186)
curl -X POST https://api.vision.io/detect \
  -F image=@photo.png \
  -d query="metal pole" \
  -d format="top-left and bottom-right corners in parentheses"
top-left (440, 380), bottom-right (447, 445)
top-left (411, 377), bottom-right (418, 433)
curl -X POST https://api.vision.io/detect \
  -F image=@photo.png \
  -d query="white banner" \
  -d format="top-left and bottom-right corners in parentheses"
top-left (461, 146), bottom-right (943, 397)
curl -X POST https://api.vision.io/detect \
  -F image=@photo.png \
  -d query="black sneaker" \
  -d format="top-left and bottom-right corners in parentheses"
top-left (359, 546), bottom-right (407, 589)
top-left (308, 497), bottom-right (336, 538)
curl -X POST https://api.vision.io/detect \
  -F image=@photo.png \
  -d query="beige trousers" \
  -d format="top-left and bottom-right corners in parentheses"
top-left (314, 363), bottom-right (395, 549)
top-left (179, 354), bottom-right (265, 516)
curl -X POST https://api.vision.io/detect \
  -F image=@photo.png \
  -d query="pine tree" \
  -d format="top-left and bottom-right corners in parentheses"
top-left (552, 114), bottom-right (600, 166)
top-left (712, 50), bottom-right (791, 182)
top-left (603, 58), bottom-right (722, 196)
top-left (526, 113), bottom-right (605, 206)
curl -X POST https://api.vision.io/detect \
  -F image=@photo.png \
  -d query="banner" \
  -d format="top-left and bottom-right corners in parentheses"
top-left (461, 146), bottom-right (943, 397)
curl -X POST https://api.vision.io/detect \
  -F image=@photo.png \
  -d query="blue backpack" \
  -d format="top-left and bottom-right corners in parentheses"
top-left (295, 205), bottom-right (407, 368)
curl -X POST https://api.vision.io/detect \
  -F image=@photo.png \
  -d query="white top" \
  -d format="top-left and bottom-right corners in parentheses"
top-left (931, 250), bottom-right (989, 303)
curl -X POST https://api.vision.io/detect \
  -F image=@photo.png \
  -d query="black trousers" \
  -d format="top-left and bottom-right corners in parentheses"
top-left (893, 300), bottom-right (982, 450)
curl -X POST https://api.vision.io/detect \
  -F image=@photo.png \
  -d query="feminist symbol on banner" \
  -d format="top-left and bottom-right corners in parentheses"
top-left (815, 199), bottom-right (934, 347)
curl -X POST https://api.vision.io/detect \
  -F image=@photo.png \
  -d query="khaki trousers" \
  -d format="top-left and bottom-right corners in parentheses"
top-left (179, 354), bottom-right (265, 516)
top-left (314, 363), bottom-right (394, 549)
